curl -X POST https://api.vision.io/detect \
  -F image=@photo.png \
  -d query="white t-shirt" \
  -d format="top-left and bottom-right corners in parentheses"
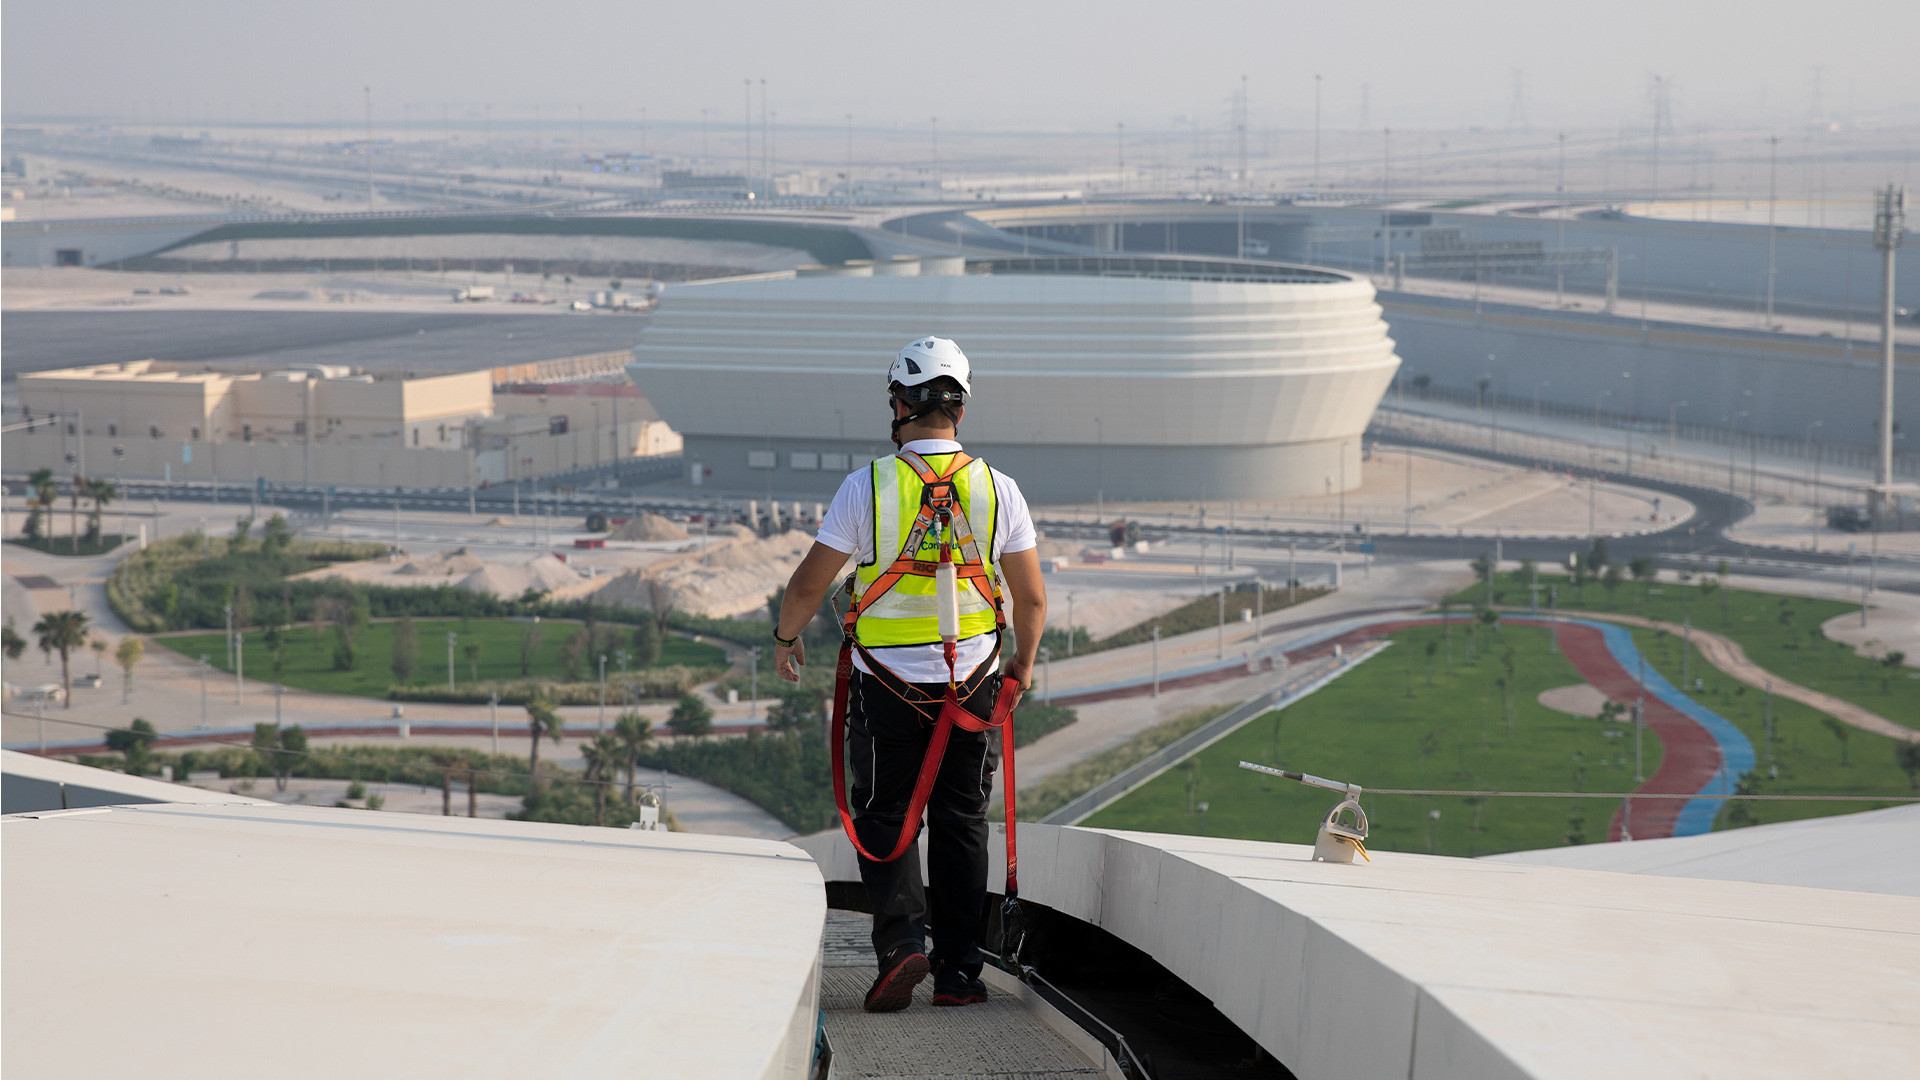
top-left (815, 439), bottom-right (1037, 684)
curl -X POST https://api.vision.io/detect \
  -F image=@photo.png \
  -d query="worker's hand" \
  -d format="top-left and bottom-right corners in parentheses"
top-left (774, 639), bottom-right (806, 682)
top-left (1001, 657), bottom-right (1032, 691)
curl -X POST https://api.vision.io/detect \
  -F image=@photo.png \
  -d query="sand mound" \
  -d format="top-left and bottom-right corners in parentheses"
top-left (396, 547), bottom-right (489, 577)
top-left (454, 554), bottom-right (584, 599)
top-left (585, 530), bottom-right (825, 618)
top-left (484, 517), bottom-right (516, 527)
top-left (714, 523), bottom-right (757, 539)
top-left (699, 530), bottom-right (810, 570)
top-left (610, 513), bottom-right (689, 542)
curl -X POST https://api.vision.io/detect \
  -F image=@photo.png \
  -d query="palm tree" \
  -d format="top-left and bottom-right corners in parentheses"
top-left (524, 694), bottom-right (563, 777)
top-left (115, 636), bottom-right (144, 704)
top-left (580, 732), bottom-right (623, 826)
top-left (21, 467), bottom-right (54, 542)
top-left (614, 710), bottom-right (653, 808)
top-left (33, 610), bottom-right (90, 709)
top-left (82, 477), bottom-right (118, 543)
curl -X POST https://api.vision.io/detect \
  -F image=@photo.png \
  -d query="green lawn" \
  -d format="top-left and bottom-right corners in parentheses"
top-left (158, 618), bottom-right (726, 699)
top-left (1087, 622), bottom-right (1659, 856)
top-left (1453, 571), bottom-right (1919, 727)
top-left (1627, 626), bottom-right (1916, 826)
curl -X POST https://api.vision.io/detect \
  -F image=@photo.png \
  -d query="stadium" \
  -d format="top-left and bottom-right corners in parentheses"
top-left (625, 254), bottom-right (1401, 502)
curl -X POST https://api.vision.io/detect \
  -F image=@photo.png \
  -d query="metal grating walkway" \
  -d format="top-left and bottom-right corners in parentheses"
top-left (819, 910), bottom-right (1106, 1080)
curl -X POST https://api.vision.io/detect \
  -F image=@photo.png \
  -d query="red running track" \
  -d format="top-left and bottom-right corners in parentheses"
top-left (1545, 620), bottom-right (1722, 841)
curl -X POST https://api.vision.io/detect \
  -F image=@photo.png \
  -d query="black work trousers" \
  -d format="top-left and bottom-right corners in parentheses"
top-left (846, 666), bottom-right (1002, 977)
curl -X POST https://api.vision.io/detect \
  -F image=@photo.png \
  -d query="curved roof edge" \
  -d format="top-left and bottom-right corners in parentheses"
top-left (794, 823), bottom-right (1918, 1079)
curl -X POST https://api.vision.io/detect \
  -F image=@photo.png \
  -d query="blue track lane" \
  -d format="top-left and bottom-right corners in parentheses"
top-left (1576, 618), bottom-right (1756, 836)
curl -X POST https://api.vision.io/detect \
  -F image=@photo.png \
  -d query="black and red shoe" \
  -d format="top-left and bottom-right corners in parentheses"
top-left (863, 945), bottom-right (931, 1013)
top-left (931, 969), bottom-right (988, 1007)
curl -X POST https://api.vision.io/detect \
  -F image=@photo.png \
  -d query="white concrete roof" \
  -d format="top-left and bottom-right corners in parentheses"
top-left (1487, 804), bottom-right (1920, 897)
top-left (4, 804), bottom-right (825, 1080)
top-left (797, 825), bottom-right (1920, 1079)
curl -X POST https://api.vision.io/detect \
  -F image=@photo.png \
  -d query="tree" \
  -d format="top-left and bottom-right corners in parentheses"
top-left (260, 513), bottom-right (294, 552)
top-left (262, 624), bottom-right (288, 681)
top-left (559, 628), bottom-right (587, 681)
top-left (1469, 553), bottom-right (1495, 584)
top-left (668, 692), bottom-right (713, 738)
top-left (3, 617), bottom-right (26, 660)
top-left (462, 640), bottom-right (481, 683)
top-left (1424, 639), bottom-right (1438, 685)
top-left (233, 515), bottom-right (255, 546)
top-left (580, 732), bottom-right (623, 826)
top-left (32, 610), bottom-right (90, 709)
top-left (518, 622), bottom-right (544, 676)
top-left (1819, 716), bottom-right (1852, 767)
top-left (1897, 742), bottom-right (1920, 791)
top-left (391, 614), bottom-right (418, 684)
top-left (1588, 537), bottom-right (1611, 572)
top-left (251, 723), bottom-right (308, 791)
top-left (318, 595), bottom-right (363, 671)
top-left (89, 636), bottom-right (108, 676)
top-left (631, 619), bottom-right (660, 667)
top-left (1628, 555), bottom-right (1657, 610)
top-left (1601, 563), bottom-right (1625, 606)
top-left (767, 684), bottom-right (825, 732)
top-left (525, 694), bottom-right (563, 775)
top-left (1500, 648), bottom-right (1518, 737)
top-left (82, 477), bottom-right (117, 543)
top-left (21, 467), bottom-right (54, 541)
top-left (115, 636), bottom-right (144, 702)
top-left (105, 718), bottom-right (158, 776)
top-left (614, 710), bottom-right (653, 807)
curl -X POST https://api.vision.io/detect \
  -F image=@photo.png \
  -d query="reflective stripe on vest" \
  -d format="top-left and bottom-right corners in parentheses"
top-left (854, 454), bottom-right (1000, 648)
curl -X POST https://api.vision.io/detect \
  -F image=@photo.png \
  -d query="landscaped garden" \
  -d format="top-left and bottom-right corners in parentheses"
top-left (1086, 621), bottom-right (1669, 856)
top-left (1084, 555), bottom-right (1919, 855)
top-left (1450, 556), bottom-right (1918, 724)
top-left (156, 617), bottom-right (728, 701)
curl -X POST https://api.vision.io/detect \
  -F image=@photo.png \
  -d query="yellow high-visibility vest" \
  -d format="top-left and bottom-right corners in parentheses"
top-left (852, 453), bottom-right (1001, 648)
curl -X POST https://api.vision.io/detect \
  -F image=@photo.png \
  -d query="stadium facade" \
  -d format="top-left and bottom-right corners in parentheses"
top-left (625, 255), bottom-right (1401, 502)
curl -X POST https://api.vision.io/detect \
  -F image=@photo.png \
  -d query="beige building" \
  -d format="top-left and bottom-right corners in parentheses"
top-left (7, 359), bottom-right (677, 489)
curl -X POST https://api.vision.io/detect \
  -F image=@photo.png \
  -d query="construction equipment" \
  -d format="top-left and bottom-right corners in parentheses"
top-left (1238, 762), bottom-right (1370, 863)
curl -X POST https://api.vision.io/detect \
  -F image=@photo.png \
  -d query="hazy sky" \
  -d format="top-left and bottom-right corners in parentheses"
top-left (6, 0), bottom-right (1918, 133)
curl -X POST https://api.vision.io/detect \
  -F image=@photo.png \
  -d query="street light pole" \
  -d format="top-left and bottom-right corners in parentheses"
top-left (748, 645), bottom-right (760, 720)
top-left (1151, 626), bottom-right (1161, 697)
top-left (448, 631), bottom-right (457, 691)
top-left (597, 653), bottom-right (608, 733)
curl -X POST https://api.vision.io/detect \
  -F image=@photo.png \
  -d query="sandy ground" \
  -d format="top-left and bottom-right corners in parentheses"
top-left (1537, 683), bottom-right (1614, 717)
top-left (1036, 446), bottom-right (1688, 539)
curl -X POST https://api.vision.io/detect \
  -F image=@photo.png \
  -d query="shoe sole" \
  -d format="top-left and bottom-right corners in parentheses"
top-left (863, 952), bottom-right (930, 1013)
top-left (931, 991), bottom-right (988, 1007)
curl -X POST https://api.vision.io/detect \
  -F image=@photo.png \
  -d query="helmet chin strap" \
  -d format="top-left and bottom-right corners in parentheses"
top-left (890, 403), bottom-right (946, 447)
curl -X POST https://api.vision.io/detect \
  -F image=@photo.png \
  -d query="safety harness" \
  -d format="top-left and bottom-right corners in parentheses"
top-left (829, 449), bottom-right (1026, 959)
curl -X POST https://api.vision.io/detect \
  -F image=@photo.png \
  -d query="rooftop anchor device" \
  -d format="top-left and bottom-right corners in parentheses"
top-left (1238, 762), bottom-right (1370, 863)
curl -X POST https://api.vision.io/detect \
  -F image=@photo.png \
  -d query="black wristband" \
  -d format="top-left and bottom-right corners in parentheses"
top-left (772, 631), bottom-right (798, 647)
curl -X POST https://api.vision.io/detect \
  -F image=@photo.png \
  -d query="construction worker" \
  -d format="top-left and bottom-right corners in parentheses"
top-left (773, 336), bottom-right (1047, 1012)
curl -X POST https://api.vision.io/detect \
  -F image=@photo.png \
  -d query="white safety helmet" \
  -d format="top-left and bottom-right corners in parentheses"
top-left (888, 336), bottom-right (972, 398)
